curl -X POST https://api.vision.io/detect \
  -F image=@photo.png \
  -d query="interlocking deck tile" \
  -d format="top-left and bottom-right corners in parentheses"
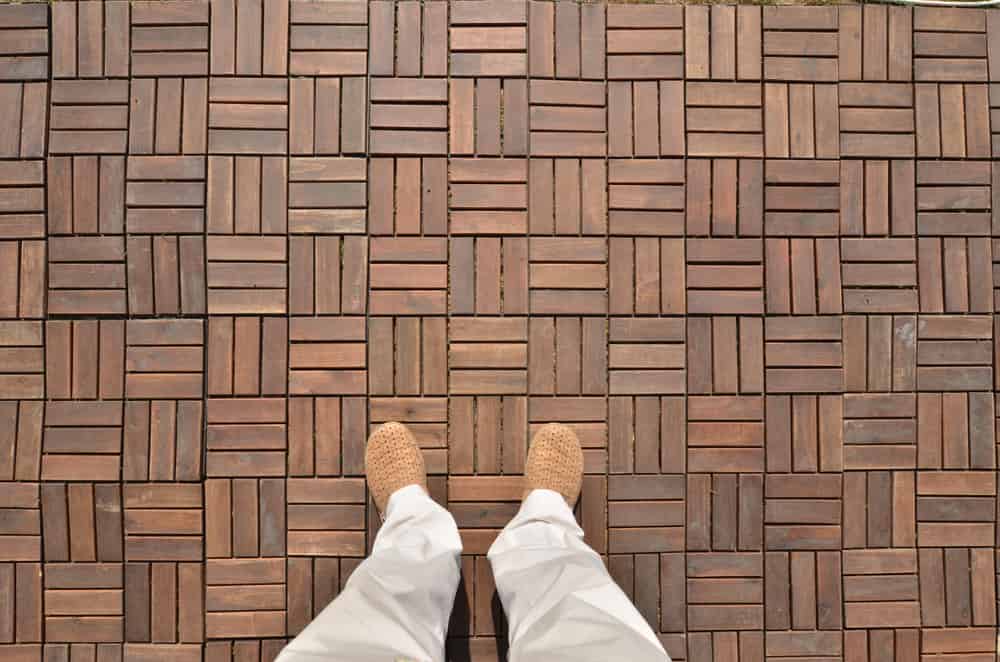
top-left (1, 3), bottom-right (999, 661)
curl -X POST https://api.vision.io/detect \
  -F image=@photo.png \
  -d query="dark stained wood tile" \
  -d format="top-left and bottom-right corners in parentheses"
top-left (3, 3), bottom-right (999, 660)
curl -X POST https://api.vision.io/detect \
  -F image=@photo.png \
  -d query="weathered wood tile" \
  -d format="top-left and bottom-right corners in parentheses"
top-left (10, 4), bottom-right (1000, 659)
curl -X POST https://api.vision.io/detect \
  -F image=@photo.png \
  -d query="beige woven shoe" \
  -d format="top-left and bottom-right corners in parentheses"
top-left (365, 422), bottom-right (427, 514)
top-left (523, 423), bottom-right (584, 507)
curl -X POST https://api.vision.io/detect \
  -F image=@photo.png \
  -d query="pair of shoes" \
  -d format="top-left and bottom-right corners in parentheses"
top-left (365, 421), bottom-right (584, 514)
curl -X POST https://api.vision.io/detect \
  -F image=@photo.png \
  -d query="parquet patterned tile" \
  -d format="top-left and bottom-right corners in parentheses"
top-left (47, 237), bottom-right (127, 316)
top-left (0, 483), bottom-right (40, 562)
top-left (0, 324), bottom-right (44, 401)
top-left (124, 561), bottom-right (203, 644)
top-left (41, 405), bottom-right (122, 482)
top-left (204, 398), bottom-right (286, 479)
top-left (764, 6), bottom-right (840, 83)
top-left (2, 2), bottom-right (1000, 661)
top-left (48, 81), bottom-right (129, 155)
top-left (123, 400), bottom-right (204, 483)
top-left (0, 160), bottom-right (45, 316)
top-left (0, 4), bottom-right (48, 82)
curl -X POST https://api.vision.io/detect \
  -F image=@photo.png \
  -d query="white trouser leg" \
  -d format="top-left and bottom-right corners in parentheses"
top-left (488, 489), bottom-right (671, 662)
top-left (276, 485), bottom-right (462, 662)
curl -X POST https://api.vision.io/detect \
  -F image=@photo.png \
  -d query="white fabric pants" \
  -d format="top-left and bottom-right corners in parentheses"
top-left (276, 485), bottom-right (670, 662)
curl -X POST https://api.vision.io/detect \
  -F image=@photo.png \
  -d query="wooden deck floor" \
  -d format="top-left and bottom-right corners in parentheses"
top-left (2, 1), bottom-right (1000, 661)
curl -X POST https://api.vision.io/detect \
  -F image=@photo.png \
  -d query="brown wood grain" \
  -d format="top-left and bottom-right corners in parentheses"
top-left (4, 3), bottom-right (1000, 659)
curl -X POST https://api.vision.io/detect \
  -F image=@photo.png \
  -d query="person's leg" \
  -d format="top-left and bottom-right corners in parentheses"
top-left (488, 425), bottom-right (671, 662)
top-left (277, 423), bottom-right (462, 662)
